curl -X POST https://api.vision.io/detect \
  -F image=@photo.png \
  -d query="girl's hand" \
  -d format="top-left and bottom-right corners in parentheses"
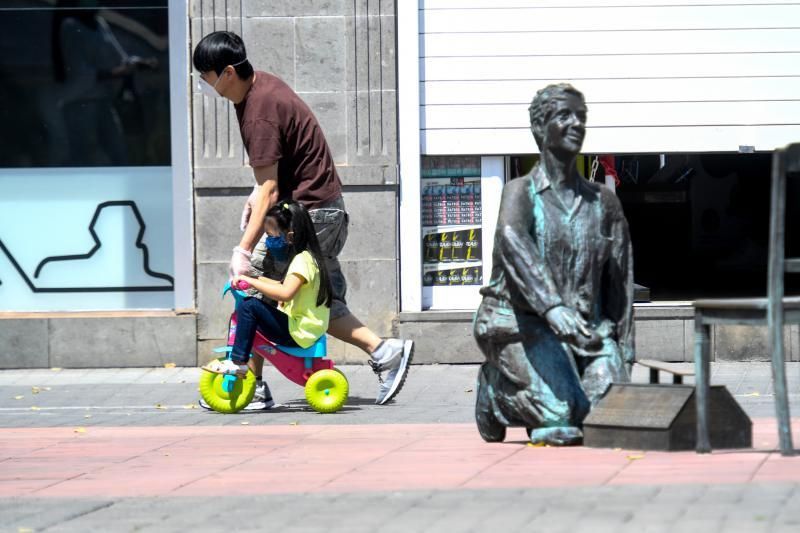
top-left (231, 275), bottom-right (251, 290)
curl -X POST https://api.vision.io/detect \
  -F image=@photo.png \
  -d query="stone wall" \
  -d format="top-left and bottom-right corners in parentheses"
top-left (191, 0), bottom-right (399, 363)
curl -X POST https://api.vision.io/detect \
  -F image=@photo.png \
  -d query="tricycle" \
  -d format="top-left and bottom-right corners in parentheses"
top-left (199, 281), bottom-right (349, 414)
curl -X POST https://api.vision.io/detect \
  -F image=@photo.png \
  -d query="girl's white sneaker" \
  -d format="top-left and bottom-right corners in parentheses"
top-left (202, 358), bottom-right (248, 377)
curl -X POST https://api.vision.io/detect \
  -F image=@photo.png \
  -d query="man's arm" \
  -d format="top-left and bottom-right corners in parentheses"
top-left (239, 163), bottom-right (279, 252)
top-left (229, 163), bottom-right (279, 277)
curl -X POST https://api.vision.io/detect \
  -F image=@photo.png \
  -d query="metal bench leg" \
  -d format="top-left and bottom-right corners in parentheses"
top-left (649, 368), bottom-right (659, 384)
top-left (767, 148), bottom-right (794, 457)
top-left (695, 318), bottom-right (711, 453)
top-left (769, 323), bottom-right (794, 456)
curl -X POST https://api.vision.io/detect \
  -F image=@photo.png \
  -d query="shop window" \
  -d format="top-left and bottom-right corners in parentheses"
top-left (509, 152), bottom-right (799, 301)
top-left (420, 156), bottom-right (487, 309)
top-left (0, 1), bottom-right (175, 311)
top-left (0, 0), bottom-right (170, 167)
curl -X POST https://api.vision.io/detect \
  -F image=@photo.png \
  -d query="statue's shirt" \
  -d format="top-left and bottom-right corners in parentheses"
top-left (480, 164), bottom-right (634, 362)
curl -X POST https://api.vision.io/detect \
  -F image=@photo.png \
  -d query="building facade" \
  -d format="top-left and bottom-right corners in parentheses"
top-left (1, 0), bottom-right (799, 368)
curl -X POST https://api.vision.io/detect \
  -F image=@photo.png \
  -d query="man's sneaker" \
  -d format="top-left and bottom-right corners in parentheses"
top-left (369, 338), bottom-right (405, 370)
top-left (371, 339), bottom-right (414, 405)
top-left (243, 380), bottom-right (275, 410)
top-left (243, 398), bottom-right (275, 410)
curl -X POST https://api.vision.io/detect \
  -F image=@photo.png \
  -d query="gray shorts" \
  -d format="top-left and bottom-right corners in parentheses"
top-left (249, 196), bottom-right (350, 320)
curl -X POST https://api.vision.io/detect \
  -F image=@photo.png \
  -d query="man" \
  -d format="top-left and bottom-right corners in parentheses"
top-left (473, 84), bottom-right (633, 446)
top-left (193, 31), bottom-right (413, 406)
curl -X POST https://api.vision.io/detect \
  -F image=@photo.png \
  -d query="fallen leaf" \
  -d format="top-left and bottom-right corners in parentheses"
top-left (13, 395), bottom-right (23, 400)
top-left (527, 442), bottom-right (546, 447)
top-left (241, 421), bottom-right (250, 425)
top-left (464, 388), bottom-right (473, 393)
top-left (31, 387), bottom-right (41, 394)
top-left (51, 367), bottom-right (62, 372)
top-left (155, 404), bottom-right (167, 410)
top-left (74, 427), bottom-right (86, 434)
top-left (164, 362), bottom-right (176, 369)
top-left (18, 528), bottom-right (34, 533)
top-left (289, 421), bottom-right (299, 426)
top-left (30, 406), bottom-right (41, 411)
top-left (626, 454), bottom-right (645, 461)
top-left (183, 404), bottom-right (198, 410)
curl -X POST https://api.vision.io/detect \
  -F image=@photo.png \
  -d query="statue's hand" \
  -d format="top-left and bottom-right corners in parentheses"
top-left (545, 306), bottom-right (592, 340)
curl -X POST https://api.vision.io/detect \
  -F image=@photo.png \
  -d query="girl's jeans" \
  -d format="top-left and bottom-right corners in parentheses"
top-left (231, 297), bottom-right (298, 364)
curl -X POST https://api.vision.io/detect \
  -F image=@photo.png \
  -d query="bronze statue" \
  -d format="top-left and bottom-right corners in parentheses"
top-left (473, 84), bottom-right (634, 446)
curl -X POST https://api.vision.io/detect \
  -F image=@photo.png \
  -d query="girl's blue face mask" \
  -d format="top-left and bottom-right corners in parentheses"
top-left (265, 233), bottom-right (289, 261)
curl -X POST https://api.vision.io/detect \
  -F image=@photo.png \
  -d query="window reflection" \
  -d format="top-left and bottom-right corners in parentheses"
top-left (0, 0), bottom-right (170, 167)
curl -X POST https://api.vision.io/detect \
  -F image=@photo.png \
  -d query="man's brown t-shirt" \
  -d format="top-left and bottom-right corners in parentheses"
top-left (235, 72), bottom-right (342, 209)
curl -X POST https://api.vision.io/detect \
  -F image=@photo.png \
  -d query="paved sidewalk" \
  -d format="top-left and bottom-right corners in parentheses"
top-left (1, 362), bottom-right (799, 427)
top-left (2, 420), bottom-right (800, 532)
top-left (3, 420), bottom-right (800, 498)
top-left (1, 363), bottom-right (800, 532)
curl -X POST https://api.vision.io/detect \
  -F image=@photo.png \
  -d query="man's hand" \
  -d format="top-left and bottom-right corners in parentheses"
top-left (229, 246), bottom-right (252, 278)
top-left (240, 185), bottom-right (260, 231)
top-left (545, 306), bottom-right (592, 340)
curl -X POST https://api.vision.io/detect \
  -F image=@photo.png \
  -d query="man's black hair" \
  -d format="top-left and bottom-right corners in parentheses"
top-left (192, 31), bottom-right (254, 79)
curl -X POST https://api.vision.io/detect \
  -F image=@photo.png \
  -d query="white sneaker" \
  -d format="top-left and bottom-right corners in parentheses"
top-left (243, 398), bottom-right (275, 410)
top-left (201, 358), bottom-right (248, 377)
top-left (243, 380), bottom-right (275, 410)
top-left (371, 339), bottom-right (414, 405)
top-left (369, 338), bottom-right (405, 371)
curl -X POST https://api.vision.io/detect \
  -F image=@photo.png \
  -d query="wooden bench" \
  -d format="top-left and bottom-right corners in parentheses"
top-left (636, 359), bottom-right (695, 385)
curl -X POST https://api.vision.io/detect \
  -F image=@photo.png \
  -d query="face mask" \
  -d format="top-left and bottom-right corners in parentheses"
top-left (198, 76), bottom-right (222, 99)
top-left (196, 58), bottom-right (249, 99)
top-left (265, 234), bottom-right (289, 262)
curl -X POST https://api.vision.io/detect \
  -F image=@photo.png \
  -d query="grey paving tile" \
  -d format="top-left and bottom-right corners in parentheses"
top-left (4, 484), bottom-right (800, 532)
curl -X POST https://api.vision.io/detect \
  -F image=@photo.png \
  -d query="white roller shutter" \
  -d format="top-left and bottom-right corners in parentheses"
top-left (418, 0), bottom-right (800, 154)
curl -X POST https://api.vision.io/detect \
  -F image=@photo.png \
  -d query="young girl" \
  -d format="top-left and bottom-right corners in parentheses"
top-left (202, 201), bottom-right (333, 385)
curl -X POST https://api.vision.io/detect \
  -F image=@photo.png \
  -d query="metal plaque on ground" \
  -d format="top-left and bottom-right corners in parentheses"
top-left (583, 383), bottom-right (752, 451)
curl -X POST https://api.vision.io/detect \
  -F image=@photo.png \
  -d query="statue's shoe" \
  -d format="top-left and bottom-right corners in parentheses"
top-left (476, 407), bottom-right (507, 443)
top-left (475, 365), bottom-right (507, 443)
top-left (529, 426), bottom-right (584, 446)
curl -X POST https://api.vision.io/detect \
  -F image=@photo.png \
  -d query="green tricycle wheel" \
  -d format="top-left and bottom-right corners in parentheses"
top-left (304, 368), bottom-right (349, 413)
top-left (199, 359), bottom-right (256, 413)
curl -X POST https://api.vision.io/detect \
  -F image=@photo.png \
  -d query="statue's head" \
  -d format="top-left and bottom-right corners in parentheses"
top-left (528, 84), bottom-right (587, 155)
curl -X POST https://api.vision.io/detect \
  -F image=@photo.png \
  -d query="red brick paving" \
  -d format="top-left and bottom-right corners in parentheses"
top-left (1, 419), bottom-right (799, 498)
